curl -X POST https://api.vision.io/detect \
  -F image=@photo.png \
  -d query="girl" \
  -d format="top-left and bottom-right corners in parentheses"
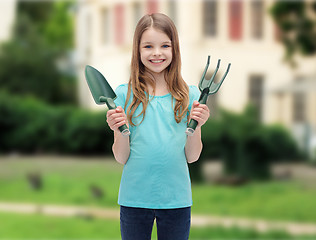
top-left (106, 13), bottom-right (209, 240)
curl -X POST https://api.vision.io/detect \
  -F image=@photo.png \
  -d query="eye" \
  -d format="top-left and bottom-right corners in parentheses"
top-left (162, 44), bottom-right (171, 48)
top-left (144, 45), bottom-right (152, 49)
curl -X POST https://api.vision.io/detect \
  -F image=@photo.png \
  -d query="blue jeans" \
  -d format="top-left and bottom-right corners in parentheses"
top-left (120, 206), bottom-right (191, 240)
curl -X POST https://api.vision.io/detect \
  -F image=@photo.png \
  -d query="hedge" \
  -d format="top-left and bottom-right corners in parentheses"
top-left (0, 90), bottom-right (112, 155)
top-left (189, 106), bottom-right (302, 182)
top-left (0, 91), bottom-right (302, 181)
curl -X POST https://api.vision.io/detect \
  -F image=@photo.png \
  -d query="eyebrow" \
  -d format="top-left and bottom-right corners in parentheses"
top-left (141, 41), bottom-right (172, 45)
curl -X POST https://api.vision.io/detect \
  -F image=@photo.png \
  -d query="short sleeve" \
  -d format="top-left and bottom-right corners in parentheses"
top-left (188, 85), bottom-right (200, 111)
top-left (114, 84), bottom-right (128, 108)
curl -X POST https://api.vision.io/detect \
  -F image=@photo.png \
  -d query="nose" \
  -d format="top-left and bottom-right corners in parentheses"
top-left (153, 47), bottom-right (161, 56)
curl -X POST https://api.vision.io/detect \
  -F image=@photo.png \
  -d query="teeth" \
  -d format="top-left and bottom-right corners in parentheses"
top-left (151, 60), bottom-right (164, 63)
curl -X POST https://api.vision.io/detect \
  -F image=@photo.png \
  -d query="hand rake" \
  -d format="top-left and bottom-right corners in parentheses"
top-left (186, 56), bottom-right (231, 136)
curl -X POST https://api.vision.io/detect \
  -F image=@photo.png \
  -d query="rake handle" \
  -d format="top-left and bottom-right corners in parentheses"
top-left (101, 97), bottom-right (130, 136)
top-left (186, 89), bottom-right (209, 136)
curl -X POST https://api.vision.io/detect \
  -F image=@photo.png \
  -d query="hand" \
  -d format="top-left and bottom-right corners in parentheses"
top-left (189, 101), bottom-right (210, 128)
top-left (106, 106), bottom-right (129, 132)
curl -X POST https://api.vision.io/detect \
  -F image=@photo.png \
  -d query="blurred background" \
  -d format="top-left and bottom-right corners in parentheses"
top-left (0, 0), bottom-right (316, 239)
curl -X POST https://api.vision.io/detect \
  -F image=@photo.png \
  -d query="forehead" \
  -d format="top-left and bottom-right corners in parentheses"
top-left (140, 27), bottom-right (171, 44)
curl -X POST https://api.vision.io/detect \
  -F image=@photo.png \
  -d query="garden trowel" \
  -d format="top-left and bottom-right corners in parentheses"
top-left (85, 65), bottom-right (130, 136)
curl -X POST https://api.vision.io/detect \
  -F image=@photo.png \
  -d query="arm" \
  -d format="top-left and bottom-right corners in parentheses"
top-left (113, 131), bottom-right (130, 165)
top-left (185, 127), bottom-right (203, 163)
top-left (106, 106), bottom-right (130, 165)
top-left (185, 101), bottom-right (210, 163)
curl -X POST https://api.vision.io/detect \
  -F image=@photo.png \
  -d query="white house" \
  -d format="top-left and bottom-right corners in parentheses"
top-left (75, 0), bottom-right (316, 158)
top-left (0, 0), bottom-right (16, 43)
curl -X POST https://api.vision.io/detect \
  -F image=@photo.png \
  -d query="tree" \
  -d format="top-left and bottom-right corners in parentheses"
top-left (270, 1), bottom-right (316, 66)
top-left (42, 1), bottom-right (74, 52)
top-left (0, 1), bottom-right (76, 105)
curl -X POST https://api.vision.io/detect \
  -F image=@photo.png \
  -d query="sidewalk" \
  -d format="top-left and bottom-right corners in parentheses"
top-left (1, 202), bottom-right (316, 236)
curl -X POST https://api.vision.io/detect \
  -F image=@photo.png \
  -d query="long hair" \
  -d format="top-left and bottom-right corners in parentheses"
top-left (126, 13), bottom-right (189, 126)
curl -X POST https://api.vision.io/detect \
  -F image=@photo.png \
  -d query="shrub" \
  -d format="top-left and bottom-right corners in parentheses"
top-left (0, 91), bottom-right (112, 155)
top-left (189, 105), bottom-right (301, 182)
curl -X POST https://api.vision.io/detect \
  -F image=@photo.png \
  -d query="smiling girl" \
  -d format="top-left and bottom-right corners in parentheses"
top-left (106, 13), bottom-right (209, 240)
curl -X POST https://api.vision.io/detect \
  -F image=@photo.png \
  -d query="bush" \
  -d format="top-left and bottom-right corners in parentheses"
top-left (189, 105), bottom-right (301, 182)
top-left (0, 91), bottom-right (113, 155)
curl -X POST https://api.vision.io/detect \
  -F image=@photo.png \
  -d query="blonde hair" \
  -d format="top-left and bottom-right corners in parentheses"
top-left (125, 13), bottom-right (189, 126)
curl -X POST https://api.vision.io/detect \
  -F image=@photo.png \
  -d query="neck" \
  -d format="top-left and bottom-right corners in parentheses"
top-left (147, 71), bottom-right (169, 96)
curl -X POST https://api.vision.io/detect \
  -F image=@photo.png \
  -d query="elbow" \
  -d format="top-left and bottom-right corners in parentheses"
top-left (187, 151), bottom-right (201, 164)
top-left (187, 143), bottom-right (203, 164)
top-left (116, 158), bottom-right (127, 165)
top-left (112, 145), bottom-right (129, 165)
top-left (187, 157), bottom-right (199, 164)
top-left (113, 153), bottom-right (128, 165)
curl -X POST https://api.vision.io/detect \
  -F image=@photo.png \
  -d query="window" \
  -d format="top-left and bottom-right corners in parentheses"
top-left (84, 14), bottom-right (92, 56)
top-left (133, 2), bottom-right (142, 29)
top-left (249, 74), bottom-right (264, 120)
top-left (203, 0), bottom-right (217, 37)
top-left (250, 0), bottom-right (264, 39)
top-left (147, 0), bottom-right (158, 14)
top-left (229, 0), bottom-right (243, 40)
top-left (169, 0), bottom-right (177, 25)
top-left (292, 92), bottom-right (306, 122)
top-left (101, 8), bottom-right (110, 45)
top-left (115, 4), bottom-right (125, 45)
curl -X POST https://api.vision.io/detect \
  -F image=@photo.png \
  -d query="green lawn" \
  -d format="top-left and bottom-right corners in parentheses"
top-left (0, 156), bottom-right (122, 208)
top-left (1, 156), bottom-right (316, 223)
top-left (192, 181), bottom-right (316, 222)
top-left (1, 212), bottom-right (313, 239)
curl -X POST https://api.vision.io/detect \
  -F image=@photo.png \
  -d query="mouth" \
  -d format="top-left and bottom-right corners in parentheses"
top-left (149, 59), bottom-right (165, 64)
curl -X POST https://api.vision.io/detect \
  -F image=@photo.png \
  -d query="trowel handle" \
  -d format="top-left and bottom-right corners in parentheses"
top-left (101, 97), bottom-right (130, 136)
top-left (185, 89), bottom-right (209, 136)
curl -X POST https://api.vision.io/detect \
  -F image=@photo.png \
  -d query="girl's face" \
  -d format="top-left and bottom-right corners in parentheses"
top-left (139, 27), bottom-right (172, 77)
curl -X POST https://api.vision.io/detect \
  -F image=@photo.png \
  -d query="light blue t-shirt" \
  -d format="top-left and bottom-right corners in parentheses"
top-left (114, 84), bottom-right (200, 209)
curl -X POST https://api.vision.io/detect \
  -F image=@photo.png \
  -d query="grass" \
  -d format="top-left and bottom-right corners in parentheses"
top-left (0, 156), bottom-right (122, 208)
top-left (0, 212), bottom-right (121, 239)
top-left (1, 156), bottom-right (316, 223)
top-left (1, 212), bottom-right (315, 239)
top-left (192, 181), bottom-right (316, 222)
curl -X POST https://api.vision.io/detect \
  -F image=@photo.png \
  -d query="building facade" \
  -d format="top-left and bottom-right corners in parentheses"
top-left (75, 0), bottom-right (316, 158)
top-left (0, 0), bottom-right (16, 43)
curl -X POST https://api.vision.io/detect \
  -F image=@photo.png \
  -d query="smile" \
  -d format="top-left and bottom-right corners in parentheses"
top-left (150, 59), bottom-right (165, 63)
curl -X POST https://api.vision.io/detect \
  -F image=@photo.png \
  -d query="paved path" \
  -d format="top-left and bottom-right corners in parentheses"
top-left (1, 202), bottom-right (316, 236)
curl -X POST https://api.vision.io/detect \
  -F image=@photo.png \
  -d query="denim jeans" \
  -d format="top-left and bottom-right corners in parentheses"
top-left (120, 205), bottom-right (191, 240)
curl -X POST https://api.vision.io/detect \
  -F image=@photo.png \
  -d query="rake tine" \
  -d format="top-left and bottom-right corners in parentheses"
top-left (206, 59), bottom-right (221, 90)
top-left (198, 56), bottom-right (211, 91)
top-left (210, 63), bottom-right (231, 94)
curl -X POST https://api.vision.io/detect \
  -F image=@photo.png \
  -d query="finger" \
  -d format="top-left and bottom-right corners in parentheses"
top-left (192, 105), bottom-right (209, 116)
top-left (191, 114), bottom-right (208, 127)
top-left (106, 109), bottom-right (116, 118)
top-left (107, 116), bottom-right (127, 127)
top-left (192, 103), bottom-right (208, 111)
top-left (191, 108), bottom-right (204, 114)
top-left (116, 106), bottom-right (124, 113)
top-left (109, 118), bottom-right (129, 132)
top-left (192, 101), bottom-right (200, 107)
top-left (110, 112), bottom-right (126, 119)
top-left (190, 115), bottom-right (203, 126)
top-left (107, 111), bottom-right (126, 122)
top-left (191, 108), bottom-right (208, 117)
top-left (113, 119), bottom-right (128, 129)
top-left (191, 110), bottom-right (210, 121)
top-left (107, 107), bottom-right (126, 121)
top-left (115, 116), bottom-right (127, 124)
top-left (195, 104), bottom-right (209, 111)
